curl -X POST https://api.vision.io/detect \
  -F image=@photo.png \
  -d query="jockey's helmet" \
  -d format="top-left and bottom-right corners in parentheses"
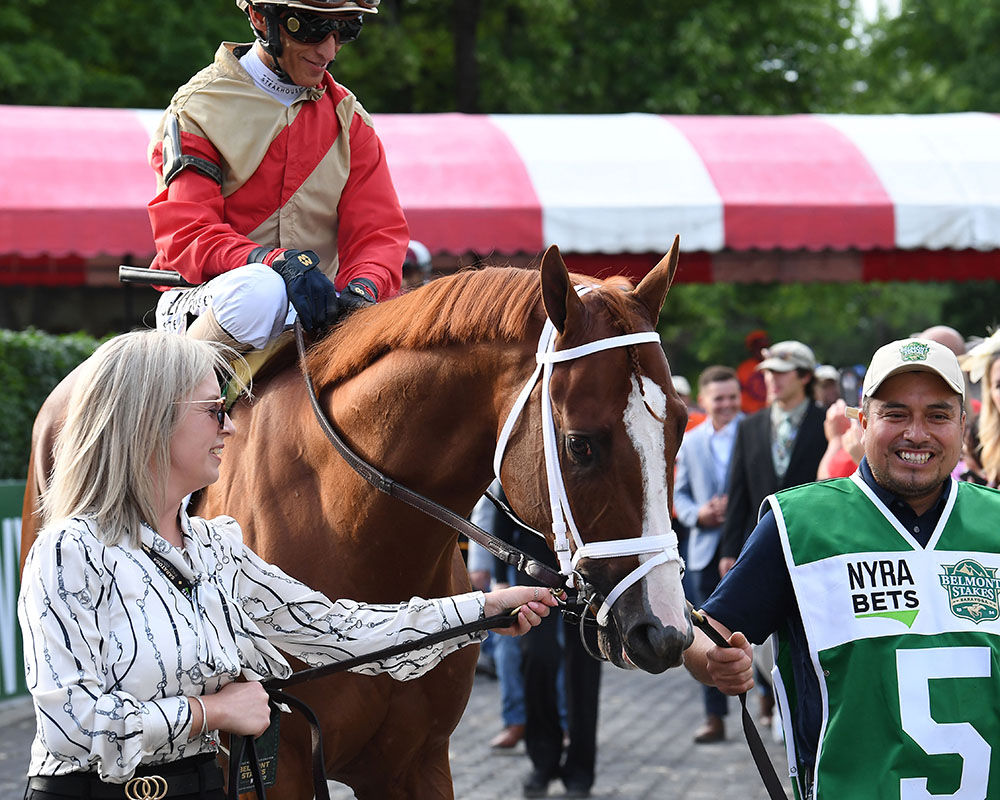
top-left (237, 0), bottom-right (378, 76)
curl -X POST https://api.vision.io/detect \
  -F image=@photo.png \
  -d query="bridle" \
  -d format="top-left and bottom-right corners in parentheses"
top-left (493, 285), bottom-right (684, 628)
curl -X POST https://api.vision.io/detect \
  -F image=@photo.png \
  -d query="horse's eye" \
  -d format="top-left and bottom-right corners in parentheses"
top-left (566, 434), bottom-right (594, 463)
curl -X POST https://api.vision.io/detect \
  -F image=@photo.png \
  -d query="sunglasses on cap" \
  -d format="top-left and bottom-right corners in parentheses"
top-left (280, 11), bottom-right (363, 44)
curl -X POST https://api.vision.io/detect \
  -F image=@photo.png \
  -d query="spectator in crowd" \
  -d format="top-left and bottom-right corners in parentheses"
top-left (736, 330), bottom-right (770, 414)
top-left (673, 366), bottom-right (743, 743)
top-left (467, 481), bottom-right (529, 750)
top-left (720, 341), bottom-right (827, 573)
top-left (719, 340), bottom-right (826, 725)
top-left (919, 325), bottom-right (965, 357)
top-left (957, 413), bottom-right (988, 484)
top-left (673, 374), bottom-right (706, 431)
top-left (959, 329), bottom-right (1000, 486)
top-left (401, 240), bottom-right (434, 290)
top-left (17, 331), bottom-right (554, 798)
top-left (685, 337), bottom-right (993, 800)
top-left (817, 399), bottom-right (864, 480)
top-left (812, 364), bottom-right (842, 409)
top-left (466, 536), bottom-right (499, 680)
top-left (514, 522), bottom-right (601, 797)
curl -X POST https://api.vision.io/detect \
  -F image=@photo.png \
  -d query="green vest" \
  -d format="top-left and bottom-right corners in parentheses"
top-left (768, 476), bottom-right (1000, 800)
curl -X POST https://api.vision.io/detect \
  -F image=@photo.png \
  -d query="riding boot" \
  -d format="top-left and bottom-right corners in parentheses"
top-left (185, 308), bottom-right (253, 354)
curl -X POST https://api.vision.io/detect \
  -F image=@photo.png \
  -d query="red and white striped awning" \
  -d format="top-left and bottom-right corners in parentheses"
top-left (1, 105), bottom-right (999, 285)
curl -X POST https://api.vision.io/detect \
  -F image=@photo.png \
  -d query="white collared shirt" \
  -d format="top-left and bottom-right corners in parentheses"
top-left (19, 510), bottom-right (485, 782)
top-left (708, 417), bottom-right (739, 488)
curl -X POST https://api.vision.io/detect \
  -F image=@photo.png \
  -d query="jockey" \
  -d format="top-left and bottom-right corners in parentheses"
top-left (147, 0), bottom-right (408, 353)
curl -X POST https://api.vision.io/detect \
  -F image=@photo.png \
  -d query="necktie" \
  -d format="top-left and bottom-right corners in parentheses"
top-left (773, 412), bottom-right (795, 480)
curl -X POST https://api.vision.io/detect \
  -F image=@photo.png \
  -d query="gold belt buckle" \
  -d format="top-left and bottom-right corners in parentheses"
top-left (124, 775), bottom-right (168, 800)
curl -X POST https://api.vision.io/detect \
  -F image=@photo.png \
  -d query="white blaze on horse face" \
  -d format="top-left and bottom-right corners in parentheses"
top-left (623, 375), bottom-right (688, 631)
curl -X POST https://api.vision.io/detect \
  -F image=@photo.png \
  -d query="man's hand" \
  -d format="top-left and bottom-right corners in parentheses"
top-left (842, 418), bottom-right (864, 464)
top-left (704, 631), bottom-right (755, 695)
top-left (268, 249), bottom-right (339, 332)
top-left (824, 399), bottom-right (851, 442)
top-left (337, 277), bottom-right (378, 317)
top-left (697, 494), bottom-right (728, 528)
top-left (684, 615), bottom-right (755, 696)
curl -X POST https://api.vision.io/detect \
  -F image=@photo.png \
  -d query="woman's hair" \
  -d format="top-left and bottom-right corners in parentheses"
top-left (40, 330), bottom-right (246, 548)
top-left (979, 352), bottom-right (1000, 484)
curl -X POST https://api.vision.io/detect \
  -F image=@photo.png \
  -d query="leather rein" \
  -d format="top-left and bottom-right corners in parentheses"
top-left (290, 322), bottom-right (568, 592)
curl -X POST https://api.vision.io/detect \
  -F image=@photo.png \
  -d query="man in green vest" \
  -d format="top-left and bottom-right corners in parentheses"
top-left (684, 337), bottom-right (1000, 800)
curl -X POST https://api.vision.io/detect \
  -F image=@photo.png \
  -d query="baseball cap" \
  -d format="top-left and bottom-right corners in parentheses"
top-left (671, 375), bottom-right (692, 397)
top-left (862, 338), bottom-right (965, 401)
top-left (756, 341), bottom-right (816, 373)
top-left (815, 364), bottom-right (840, 383)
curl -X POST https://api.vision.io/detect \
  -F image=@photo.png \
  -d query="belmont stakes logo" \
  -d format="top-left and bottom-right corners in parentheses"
top-left (939, 559), bottom-right (1000, 623)
top-left (900, 341), bottom-right (930, 362)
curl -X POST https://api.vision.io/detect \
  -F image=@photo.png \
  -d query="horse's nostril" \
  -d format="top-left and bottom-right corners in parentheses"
top-left (625, 623), bottom-right (690, 673)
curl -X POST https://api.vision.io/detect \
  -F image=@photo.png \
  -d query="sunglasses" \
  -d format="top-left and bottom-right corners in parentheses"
top-left (280, 11), bottom-right (364, 44)
top-left (176, 397), bottom-right (228, 429)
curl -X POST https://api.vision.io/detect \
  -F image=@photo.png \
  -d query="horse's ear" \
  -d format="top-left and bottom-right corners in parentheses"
top-left (540, 244), bottom-right (585, 335)
top-left (631, 234), bottom-right (680, 324)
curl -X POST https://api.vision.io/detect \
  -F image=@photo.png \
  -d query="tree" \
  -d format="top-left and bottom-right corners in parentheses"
top-left (656, 279), bottom-right (1000, 390)
top-left (0, 0), bottom-right (243, 108)
top-left (854, 0), bottom-right (1000, 113)
top-left (1, 0), bottom-right (871, 114)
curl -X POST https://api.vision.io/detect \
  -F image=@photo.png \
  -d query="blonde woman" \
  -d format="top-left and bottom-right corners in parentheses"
top-left (19, 330), bottom-right (553, 799)
top-left (960, 330), bottom-right (1000, 486)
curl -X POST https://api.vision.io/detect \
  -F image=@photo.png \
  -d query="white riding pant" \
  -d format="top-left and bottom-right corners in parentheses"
top-left (155, 263), bottom-right (296, 350)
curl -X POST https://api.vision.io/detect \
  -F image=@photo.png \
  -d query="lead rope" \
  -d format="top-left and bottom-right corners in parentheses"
top-left (690, 609), bottom-right (790, 800)
top-left (229, 612), bottom-right (524, 800)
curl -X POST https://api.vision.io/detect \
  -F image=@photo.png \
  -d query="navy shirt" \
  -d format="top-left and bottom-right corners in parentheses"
top-left (702, 458), bottom-right (951, 779)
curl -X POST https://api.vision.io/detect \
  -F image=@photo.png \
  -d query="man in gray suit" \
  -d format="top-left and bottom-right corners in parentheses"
top-left (674, 365), bottom-right (743, 743)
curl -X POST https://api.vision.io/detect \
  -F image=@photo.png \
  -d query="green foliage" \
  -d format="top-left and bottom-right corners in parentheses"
top-left (0, 0), bottom-right (244, 108)
top-left (855, 0), bottom-right (1000, 113)
top-left (344, 0), bottom-right (870, 114)
top-left (473, 0), bottom-right (866, 114)
top-left (0, 0), bottom-right (870, 114)
top-left (0, 329), bottom-right (102, 481)
top-left (656, 279), bottom-right (993, 390)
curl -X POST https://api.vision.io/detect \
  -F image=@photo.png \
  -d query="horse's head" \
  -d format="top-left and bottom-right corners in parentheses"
top-left (498, 236), bottom-right (693, 673)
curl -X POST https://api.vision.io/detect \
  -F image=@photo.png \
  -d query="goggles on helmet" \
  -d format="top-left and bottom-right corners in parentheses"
top-left (280, 10), bottom-right (363, 43)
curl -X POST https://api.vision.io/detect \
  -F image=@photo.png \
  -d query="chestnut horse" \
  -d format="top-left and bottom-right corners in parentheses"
top-left (20, 241), bottom-right (693, 799)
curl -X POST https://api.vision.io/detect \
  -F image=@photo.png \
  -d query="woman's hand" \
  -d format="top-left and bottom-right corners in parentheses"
top-left (197, 680), bottom-right (272, 738)
top-left (483, 585), bottom-right (560, 636)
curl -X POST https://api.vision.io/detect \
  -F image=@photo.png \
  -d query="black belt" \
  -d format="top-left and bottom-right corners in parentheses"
top-left (28, 754), bottom-right (223, 798)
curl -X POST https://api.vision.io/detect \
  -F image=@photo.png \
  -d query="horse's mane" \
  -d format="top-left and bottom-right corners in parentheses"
top-left (307, 265), bottom-right (638, 387)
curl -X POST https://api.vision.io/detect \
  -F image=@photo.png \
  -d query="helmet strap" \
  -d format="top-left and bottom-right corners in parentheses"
top-left (247, 4), bottom-right (296, 84)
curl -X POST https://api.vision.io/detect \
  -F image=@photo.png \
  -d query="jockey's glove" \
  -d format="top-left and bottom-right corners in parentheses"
top-left (252, 247), bottom-right (339, 332)
top-left (337, 277), bottom-right (378, 317)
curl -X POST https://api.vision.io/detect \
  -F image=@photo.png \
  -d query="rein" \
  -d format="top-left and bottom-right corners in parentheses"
top-left (229, 612), bottom-right (522, 800)
top-left (690, 610), bottom-right (790, 800)
top-left (291, 322), bottom-right (567, 592)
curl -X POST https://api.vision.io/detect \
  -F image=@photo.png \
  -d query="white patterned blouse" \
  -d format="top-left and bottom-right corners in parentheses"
top-left (18, 509), bottom-right (485, 782)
